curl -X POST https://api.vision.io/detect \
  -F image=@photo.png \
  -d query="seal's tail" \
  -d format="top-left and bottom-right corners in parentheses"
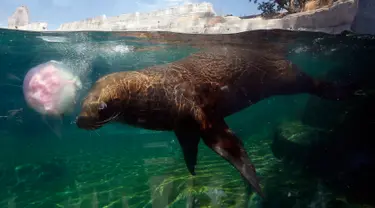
top-left (200, 118), bottom-right (264, 198)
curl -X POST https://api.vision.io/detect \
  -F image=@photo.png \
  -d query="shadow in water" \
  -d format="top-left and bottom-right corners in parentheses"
top-left (271, 31), bottom-right (375, 206)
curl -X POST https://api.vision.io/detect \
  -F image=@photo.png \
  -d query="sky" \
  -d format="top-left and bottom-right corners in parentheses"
top-left (0, 0), bottom-right (262, 30)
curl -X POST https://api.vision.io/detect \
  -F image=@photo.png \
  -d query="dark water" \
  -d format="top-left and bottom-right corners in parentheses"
top-left (0, 28), bottom-right (375, 208)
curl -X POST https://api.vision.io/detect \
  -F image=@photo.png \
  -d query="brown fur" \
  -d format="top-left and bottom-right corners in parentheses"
top-left (77, 46), bottom-right (321, 131)
top-left (76, 30), bottom-right (356, 197)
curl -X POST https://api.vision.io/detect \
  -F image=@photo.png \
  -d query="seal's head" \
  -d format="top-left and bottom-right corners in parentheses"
top-left (76, 81), bottom-right (122, 130)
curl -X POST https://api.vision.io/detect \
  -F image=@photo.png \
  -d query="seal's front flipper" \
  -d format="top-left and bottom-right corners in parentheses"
top-left (200, 119), bottom-right (264, 197)
top-left (174, 120), bottom-right (201, 175)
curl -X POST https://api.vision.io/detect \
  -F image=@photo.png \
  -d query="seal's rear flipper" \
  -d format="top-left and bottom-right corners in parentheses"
top-left (200, 118), bottom-right (264, 197)
top-left (174, 120), bottom-right (201, 175)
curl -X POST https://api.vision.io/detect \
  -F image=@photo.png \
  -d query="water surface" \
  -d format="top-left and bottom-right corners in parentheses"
top-left (0, 28), bottom-right (375, 207)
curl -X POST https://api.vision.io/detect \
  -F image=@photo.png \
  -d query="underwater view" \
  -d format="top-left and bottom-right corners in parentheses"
top-left (0, 28), bottom-right (375, 208)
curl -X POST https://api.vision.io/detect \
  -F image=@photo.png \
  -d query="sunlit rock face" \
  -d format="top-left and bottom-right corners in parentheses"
top-left (8, 5), bottom-right (30, 29)
top-left (7, 6), bottom-right (48, 31)
top-left (6, 0), bottom-right (375, 35)
top-left (55, 0), bottom-right (359, 35)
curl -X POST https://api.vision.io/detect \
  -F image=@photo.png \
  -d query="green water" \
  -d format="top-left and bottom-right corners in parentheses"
top-left (0, 29), bottom-right (375, 208)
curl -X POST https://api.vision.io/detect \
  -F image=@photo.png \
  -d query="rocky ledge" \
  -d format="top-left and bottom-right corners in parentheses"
top-left (5, 0), bottom-right (375, 35)
top-left (55, 0), bottom-right (362, 34)
top-left (7, 5), bottom-right (48, 31)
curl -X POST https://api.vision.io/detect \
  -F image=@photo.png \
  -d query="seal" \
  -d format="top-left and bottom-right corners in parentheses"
top-left (76, 43), bottom-right (356, 197)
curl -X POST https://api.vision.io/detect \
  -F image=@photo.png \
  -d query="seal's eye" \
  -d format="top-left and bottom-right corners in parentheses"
top-left (98, 102), bottom-right (107, 110)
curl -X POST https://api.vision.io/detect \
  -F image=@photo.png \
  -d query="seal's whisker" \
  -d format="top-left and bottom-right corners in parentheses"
top-left (94, 130), bottom-right (101, 137)
top-left (107, 112), bottom-right (121, 122)
top-left (92, 123), bottom-right (100, 127)
top-left (95, 112), bottom-right (121, 125)
top-left (95, 115), bottom-right (116, 125)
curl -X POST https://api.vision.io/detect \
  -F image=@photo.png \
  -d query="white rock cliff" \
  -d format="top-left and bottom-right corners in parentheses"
top-left (6, 0), bottom-right (375, 35)
top-left (57, 3), bottom-right (216, 31)
top-left (7, 6), bottom-right (48, 31)
top-left (56, 0), bottom-right (362, 34)
top-left (8, 6), bottom-right (29, 29)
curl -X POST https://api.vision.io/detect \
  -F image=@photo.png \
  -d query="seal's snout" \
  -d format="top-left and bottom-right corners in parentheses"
top-left (76, 116), bottom-right (99, 130)
top-left (75, 116), bottom-right (87, 129)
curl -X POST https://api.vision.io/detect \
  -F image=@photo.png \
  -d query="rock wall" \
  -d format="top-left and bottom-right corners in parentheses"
top-left (57, 2), bottom-right (215, 31)
top-left (8, 0), bottom-right (374, 35)
top-left (177, 0), bottom-right (357, 34)
top-left (7, 6), bottom-right (48, 31)
top-left (18, 22), bottom-right (48, 31)
top-left (8, 6), bottom-right (29, 29)
top-left (350, 0), bottom-right (375, 35)
top-left (56, 0), bottom-right (360, 34)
